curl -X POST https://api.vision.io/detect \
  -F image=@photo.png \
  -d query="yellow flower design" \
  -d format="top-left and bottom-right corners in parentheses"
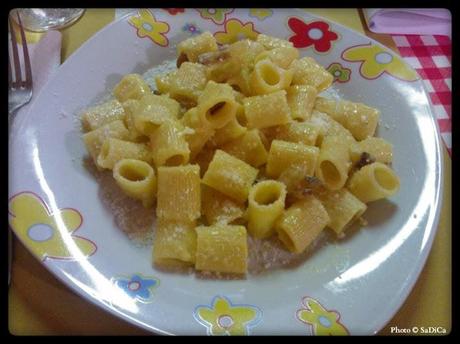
top-left (342, 43), bottom-right (418, 81)
top-left (297, 297), bottom-right (349, 336)
top-left (249, 9), bottom-right (273, 21)
top-left (214, 19), bottom-right (259, 45)
top-left (8, 192), bottom-right (96, 261)
top-left (128, 9), bottom-right (170, 47)
top-left (194, 296), bottom-right (262, 335)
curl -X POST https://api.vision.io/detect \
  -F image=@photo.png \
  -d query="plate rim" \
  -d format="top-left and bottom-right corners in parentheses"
top-left (9, 8), bottom-right (445, 335)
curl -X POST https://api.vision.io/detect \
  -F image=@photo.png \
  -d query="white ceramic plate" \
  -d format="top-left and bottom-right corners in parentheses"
top-left (9, 9), bottom-right (443, 335)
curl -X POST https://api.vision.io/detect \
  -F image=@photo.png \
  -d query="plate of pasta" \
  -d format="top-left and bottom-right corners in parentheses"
top-left (8, 9), bottom-right (443, 335)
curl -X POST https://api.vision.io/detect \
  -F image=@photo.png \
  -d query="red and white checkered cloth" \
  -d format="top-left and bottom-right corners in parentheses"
top-left (392, 35), bottom-right (452, 156)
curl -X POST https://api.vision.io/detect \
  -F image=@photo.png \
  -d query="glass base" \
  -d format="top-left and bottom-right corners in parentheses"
top-left (11, 8), bottom-right (85, 32)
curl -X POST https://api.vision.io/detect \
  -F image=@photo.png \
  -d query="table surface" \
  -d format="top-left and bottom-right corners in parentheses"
top-left (8, 8), bottom-right (452, 335)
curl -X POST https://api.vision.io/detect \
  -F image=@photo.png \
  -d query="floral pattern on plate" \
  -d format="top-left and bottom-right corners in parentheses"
top-left (112, 273), bottom-right (159, 303)
top-left (8, 192), bottom-right (96, 261)
top-left (214, 18), bottom-right (259, 45)
top-left (194, 295), bottom-right (262, 335)
top-left (128, 9), bottom-right (170, 47)
top-left (182, 22), bottom-right (203, 36)
top-left (162, 8), bottom-right (185, 16)
top-left (327, 62), bottom-right (352, 83)
top-left (197, 8), bottom-right (234, 25)
top-left (342, 43), bottom-right (419, 81)
top-left (296, 296), bottom-right (349, 335)
top-left (287, 17), bottom-right (339, 53)
top-left (249, 9), bottom-right (273, 21)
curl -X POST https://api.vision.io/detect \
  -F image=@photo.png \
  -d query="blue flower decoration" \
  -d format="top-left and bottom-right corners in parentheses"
top-left (113, 273), bottom-right (159, 302)
top-left (182, 22), bottom-right (202, 36)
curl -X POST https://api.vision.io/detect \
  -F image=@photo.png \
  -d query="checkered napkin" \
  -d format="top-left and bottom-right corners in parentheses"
top-left (392, 35), bottom-right (452, 155)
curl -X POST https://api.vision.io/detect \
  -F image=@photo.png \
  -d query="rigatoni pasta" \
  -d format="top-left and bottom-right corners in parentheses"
top-left (81, 99), bottom-right (125, 132)
top-left (83, 120), bottom-right (130, 164)
top-left (249, 59), bottom-right (293, 95)
top-left (201, 185), bottom-right (246, 225)
top-left (177, 31), bottom-right (218, 63)
top-left (202, 150), bottom-right (259, 203)
top-left (113, 74), bottom-right (152, 102)
top-left (97, 138), bottom-right (151, 170)
top-left (347, 162), bottom-right (400, 203)
top-left (149, 120), bottom-right (190, 167)
top-left (286, 85), bottom-right (317, 121)
top-left (133, 94), bottom-right (181, 135)
top-left (156, 165), bottom-right (201, 221)
top-left (243, 90), bottom-right (291, 129)
top-left (315, 188), bottom-right (367, 235)
top-left (196, 81), bottom-right (238, 129)
top-left (152, 219), bottom-right (197, 268)
top-left (349, 137), bottom-right (393, 164)
top-left (113, 159), bottom-right (156, 208)
top-left (247, 180), bottom-right (286, 238)
top-left (291, 57), bottom-right (333, 92)
top-left (315, 135), bottom-right (352, 191)
top-left (221, 129), bottom-right (268, 168)
top-left (81, 32), bottom-right (401, 276)
top-left (266, 140), bottom-right (319, 179)
top-left (314, 97), bottom-right (380, 141)
top-left (275, 195), bottom-right (330, 253)
top-left (195, 224), bottom-right (248, 274)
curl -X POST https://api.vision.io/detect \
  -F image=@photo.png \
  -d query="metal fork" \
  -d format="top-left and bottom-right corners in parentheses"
top-left (8, 12), bottom-right (33, 286)
top-left (8, 11), bottom-right (33, 116)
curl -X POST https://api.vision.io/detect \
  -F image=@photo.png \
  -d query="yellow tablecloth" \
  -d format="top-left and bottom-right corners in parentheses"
top-left (9, 8), bottom-right (451, 335)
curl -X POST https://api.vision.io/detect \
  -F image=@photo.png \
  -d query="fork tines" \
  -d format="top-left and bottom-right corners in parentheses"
top-left (8, 11), bottom-right (32, 90)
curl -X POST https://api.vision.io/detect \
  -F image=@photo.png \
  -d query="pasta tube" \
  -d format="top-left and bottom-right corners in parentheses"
top-left (121, 99), bottom-right (146, 142)
top-left (177, 31), bottom-right (218, 63)
top-left (83, 120), bottom-right (130, 164)
top-left (134, 94), bottom-right (181, 135)
top-left (256, 34), bottom-right (294, 50)
top-left (316, 188), bottom-right (367, 235)
top-left (286, 85), bottom-right (317, 121)
top-left (196, 81), bottom-right (238, 129)
top-left (247, 180), bottom-right (287, 239)
top-left (152, 219), bottom-right (197, 268)
top-left (243, 90), bottom-right (291, 129)
top-left (269, 121), bottom-right (320, 146)
top-left (97, 138), bottom-right (151, 170)
top-left (266, 140), bottom-right (319, 179)
top-left (291, 57), bottom-right (333, 92)
top-left (113, 159), bottom-right (156, 208)
top-left (201, 185), bottom-right (246, 225)
top-left (150, 120), bottom-right (190, 167)
top-left (113, 74), bottom-right (151, 102)
top-left (221, 129), bottom-right (268, 167)
top-left (350, 137), bottom-right (393, 164)
top-left (314, 97), bottom-right (380, 141)
top-left (254, 46), bottom-right (299, 69)
top-left (195, 224), bottom-right (248, 274)
top-left (249, 59), bottom-right (293, 95)
top-left (347, 162), bottom-right (400, 203)
top-left (275, 195), bottom-right (330, 253)
top-left (81, 99), bottom-right (125, 132)
top-left (202, 150), bottom-right (259, 203)
top-left (315, 135), bottom-right (352, 191)
top-left (156, 165), bottom-right (201, 221)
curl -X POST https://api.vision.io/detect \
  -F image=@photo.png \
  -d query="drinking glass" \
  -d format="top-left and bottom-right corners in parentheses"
top-left (11, 8), bottom-right (85, 32)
